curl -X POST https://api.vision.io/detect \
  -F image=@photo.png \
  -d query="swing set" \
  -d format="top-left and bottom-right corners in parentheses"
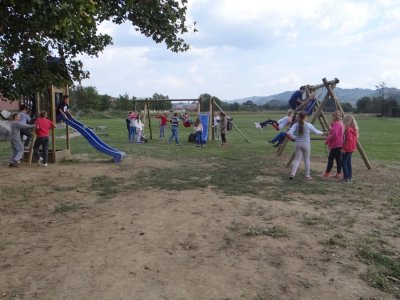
top-left (277, 78), bottom-right (372, 170)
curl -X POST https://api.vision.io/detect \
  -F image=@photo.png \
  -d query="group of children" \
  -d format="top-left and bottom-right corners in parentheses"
top-left (126, 111), bottom-right (145, 144)
top-left (126, 111), bottom-right (229, 148)
top-left (259, 109), bottom-right (358, 183)
top-left (9, 108), bottom-right (55, 168)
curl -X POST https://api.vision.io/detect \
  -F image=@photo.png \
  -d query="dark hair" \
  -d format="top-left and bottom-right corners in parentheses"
top-left (298, 111), bottom-right (307, 136)
top-left (300, 86), bottom-right (306, 91)
top-left (11, 112), bottom-right (19, 120)
top-left (63, 95), bottom-right (69, 100)
top-left (19, 104), bottom-right (27, 111)
top-left (40, 111), bottom-right (47, 118)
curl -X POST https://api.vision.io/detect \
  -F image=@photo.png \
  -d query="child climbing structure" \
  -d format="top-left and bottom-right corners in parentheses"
top-left (277, 78), bottom-right (372, 170)
top-left (27, 85), bottom-right (125, 164)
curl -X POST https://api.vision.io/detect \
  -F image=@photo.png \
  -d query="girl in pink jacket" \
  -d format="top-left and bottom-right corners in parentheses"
top-left (322, 111), bottom-right (344, 178)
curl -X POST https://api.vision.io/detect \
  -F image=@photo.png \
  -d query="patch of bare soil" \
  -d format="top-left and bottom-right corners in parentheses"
top-left (0, 155), bottom-right (399, 300)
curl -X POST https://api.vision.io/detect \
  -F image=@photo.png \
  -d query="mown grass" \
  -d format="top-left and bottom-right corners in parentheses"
top-left (358, 241), bottom-right (400, 294)
top-left (1, 112), bottom-right (399, 164)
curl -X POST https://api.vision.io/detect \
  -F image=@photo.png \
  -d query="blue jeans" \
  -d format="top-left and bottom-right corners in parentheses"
top-left (168, 126), bottom-right (179, 144)
top-left (341, 152), bottom-right (353, 180)
top-left (160, 125), bottom-right (166, 138)
top-left (195, 131), bottom-right (203, 146)
top-left (129, 127), bottom-right (136, 142)
top-left (271, 132), bottom-right (286, 144)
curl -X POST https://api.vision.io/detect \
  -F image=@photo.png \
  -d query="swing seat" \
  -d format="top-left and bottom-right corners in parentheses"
top-left (183, 120), bottom-right (192, 127)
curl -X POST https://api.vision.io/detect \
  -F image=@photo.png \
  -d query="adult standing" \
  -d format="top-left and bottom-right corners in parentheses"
top-left (288, 86), bottom-right (306, 110)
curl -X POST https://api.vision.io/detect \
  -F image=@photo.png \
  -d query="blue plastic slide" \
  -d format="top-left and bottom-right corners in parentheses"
top-left (199, 113), bottom-right (209, 143)
top-left (62, 116), bottom-right (126, 163)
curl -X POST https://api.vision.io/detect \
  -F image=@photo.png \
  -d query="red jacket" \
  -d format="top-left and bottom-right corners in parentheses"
top-left (36, 117), bottom-right (55, 137)
top-left (342, 127), bottom-right (358, 152)
top-left (325, 120), bottom-right (344, 149)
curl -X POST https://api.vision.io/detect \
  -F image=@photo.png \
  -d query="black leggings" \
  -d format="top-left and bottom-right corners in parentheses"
top-left (259, 119), bottom-right (279, 128)
top-left (221, 133), bottom-right (226, 144)
top-left (326, 147), bottom-right (342, 173)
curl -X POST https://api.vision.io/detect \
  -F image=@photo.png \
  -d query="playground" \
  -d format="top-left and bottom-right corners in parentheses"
top-left (1, 107), bottom-right (400, 299)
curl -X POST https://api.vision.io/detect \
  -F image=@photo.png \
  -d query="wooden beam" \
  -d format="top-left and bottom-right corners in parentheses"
top-left (322, 78), bottom-right (372, 170)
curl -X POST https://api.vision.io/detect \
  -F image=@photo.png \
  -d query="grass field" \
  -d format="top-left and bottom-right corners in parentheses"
top-left (1, 112), bottom-right (400, 299)
top-left (2, 112), bottom-right (398, 164)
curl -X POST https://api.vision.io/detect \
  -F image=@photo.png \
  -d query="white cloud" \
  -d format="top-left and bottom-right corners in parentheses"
top-left (78, 0), bottom-right (400, 99)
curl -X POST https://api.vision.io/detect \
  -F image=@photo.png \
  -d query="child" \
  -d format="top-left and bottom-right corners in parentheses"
top-left (168, 112), bottom-right (180, 145)
top-left (193, 117), bottom-right (203, 147)
top-left (56, 95), bottom-right (73, 123)
top-left (34, 111), bottom-right (56, 167)
top-left (8, 112), bottom-right (35, 167)
top-left (19, 104), bottom-right (32, 149)
top-left (322, 111), bottom-right (344, 178)
top-left (219, 112), bottom-right (228, 147)
top-left (128, 111), bottom-right (138, 143)
top-left (155, 113), bottom-right (168, 138)
top-left (256, 109), bottom-right (294, 131)
top-left (341, 115), bottom-right (359, 183)
top-left (287, 111), bottom-right (324, 180)
top-left (213, 114), bottom-right (221, 140)
top-left (135, 114), bottom-right (144, 143)
top-left (267, 109), bottom-right (295, 147)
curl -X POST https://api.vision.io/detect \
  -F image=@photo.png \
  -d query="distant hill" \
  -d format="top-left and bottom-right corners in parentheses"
top-left (228, 88), bottom-right (382, 106)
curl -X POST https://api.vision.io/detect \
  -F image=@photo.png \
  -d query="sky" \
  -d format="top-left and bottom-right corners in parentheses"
top-left (80, 0), bottom-right (400, 100)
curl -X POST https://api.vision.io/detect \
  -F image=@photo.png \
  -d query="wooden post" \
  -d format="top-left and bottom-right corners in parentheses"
top-left (146, 100), bottom-right (152, 140)
top-left (65, 86), bottom-right (70, 151)
top-left (50, 86), bottom-right (57, 163)
top-left (210, 98), bottom-right (215, 141)
top-left (322, 78), bottom-right (372, 170)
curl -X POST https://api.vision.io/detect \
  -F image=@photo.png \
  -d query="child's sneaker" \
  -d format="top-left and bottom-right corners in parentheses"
top-left (8, 161), bottom-right (18, 167)
top-left (333, 172), bottom-right (342, 178)
top-left (38, 157), bottom-right (43, 165)
top-left (42, 163), bottom-right (48, 167)
top-left (305, 176), bottom-right (312, 180)
top-left (255, 123), bottom-right (262, 129)
top-left (321, 172), bottom-right (331, 178)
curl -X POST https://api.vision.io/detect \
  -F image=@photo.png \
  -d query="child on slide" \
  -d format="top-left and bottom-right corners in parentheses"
top-left (255, 109), bottom-right (294, 131)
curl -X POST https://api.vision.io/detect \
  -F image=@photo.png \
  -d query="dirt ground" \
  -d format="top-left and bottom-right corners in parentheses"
top-left (1, 155), bottom-right (399, 300)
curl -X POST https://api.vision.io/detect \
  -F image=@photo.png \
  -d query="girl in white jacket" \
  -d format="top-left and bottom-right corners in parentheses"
top-left (135, 114), bottom-right (144, 143)
top-left (287, 111), bottom-right (324, 180)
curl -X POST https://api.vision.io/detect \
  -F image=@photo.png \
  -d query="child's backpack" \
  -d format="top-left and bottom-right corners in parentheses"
top-left (140, 134), bottom-right (148, 143)
top-left (227, 117), bottom-right (233, 131)
top-left (188, 132), bottom-right (196, 143)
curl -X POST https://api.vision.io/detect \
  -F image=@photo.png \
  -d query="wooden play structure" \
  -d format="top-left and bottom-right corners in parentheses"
top-left (277, 78), bottom-right (372, 170)
top-left (24, 85), bottom-right (71, 164)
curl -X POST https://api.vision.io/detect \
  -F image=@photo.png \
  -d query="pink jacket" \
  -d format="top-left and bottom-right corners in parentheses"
top-left (343, 127), bottom-right (358, 152)
top-left (325, 120), bottom-right (344, 149)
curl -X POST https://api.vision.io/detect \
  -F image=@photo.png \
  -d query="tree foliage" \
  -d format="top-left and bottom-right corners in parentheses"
top-left (198, 93), bottom-right (222, 112)
top-left (0, 0), bottom-right (195, 99)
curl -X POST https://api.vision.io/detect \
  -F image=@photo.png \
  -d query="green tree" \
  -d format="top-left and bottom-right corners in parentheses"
top-left (0, 0), bottom-right (196, 99)
top-left (150, 93), bottom-right (172, 111)
top-left (198, 93), bottom-right (222, 112)
top-left (99, 94), bottom-right (112, 111)
top-left (114, 94), bottom-right (132, 111)
top-left (70, 85), bottom-right (100, 110)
